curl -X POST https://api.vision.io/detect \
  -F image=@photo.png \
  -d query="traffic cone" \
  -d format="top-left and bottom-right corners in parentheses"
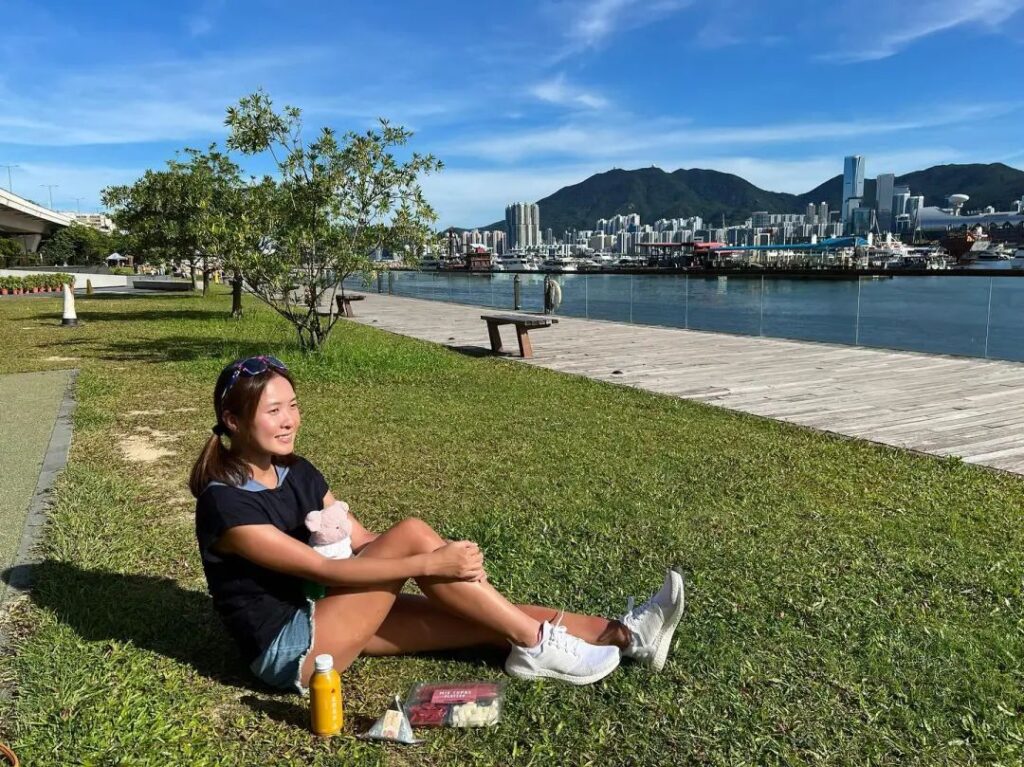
top-left (62, 283), bottom-right (78, 327)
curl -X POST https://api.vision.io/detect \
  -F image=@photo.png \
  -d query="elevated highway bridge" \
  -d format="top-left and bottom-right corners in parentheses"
top-left (0, 188), bottom-right (72, 253)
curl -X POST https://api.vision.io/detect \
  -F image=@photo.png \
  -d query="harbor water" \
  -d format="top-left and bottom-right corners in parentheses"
top-left (347, 268), bottom-right (1024, 363)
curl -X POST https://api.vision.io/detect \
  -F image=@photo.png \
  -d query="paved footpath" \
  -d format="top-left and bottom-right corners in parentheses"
top-left (333, 292), bottom-right (1024, 476)
top-left (0, 370), bottom-right (73, 602)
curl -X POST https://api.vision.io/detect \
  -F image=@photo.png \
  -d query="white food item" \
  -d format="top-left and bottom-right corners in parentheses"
top-left (450, 701), bottom-right (500, 727)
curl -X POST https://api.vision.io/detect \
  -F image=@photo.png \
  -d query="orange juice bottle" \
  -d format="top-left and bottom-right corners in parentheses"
top-left (309, 653), bottom-right (344, 736)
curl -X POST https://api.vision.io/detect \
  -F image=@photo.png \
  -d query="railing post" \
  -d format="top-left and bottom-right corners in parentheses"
top-left (855, 276), bottom-right (861, 345)
top-left (622, 274), bottom-right (630, 323)
top-left (387, 270), bottom-right (394, 295)
top-left (759, 274), bottom-right (765, 336)
top-left (684, 274), bottom-right (689, 329)
top-left (513, 273), bottom-right (521, 311)
top-left (585, 274), bottom-right (589, 318)
top-left (377, 271), bottom-right (384, 294)
top-left (984, 276), bottom-right (993, 359)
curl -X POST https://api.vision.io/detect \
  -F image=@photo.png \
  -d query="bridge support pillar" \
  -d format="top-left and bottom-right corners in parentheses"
top-left (16, 233), bottom-right (42, 253)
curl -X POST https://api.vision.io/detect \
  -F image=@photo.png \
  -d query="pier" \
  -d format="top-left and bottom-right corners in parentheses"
top-left (332, 291), bottom-right (1024, 476)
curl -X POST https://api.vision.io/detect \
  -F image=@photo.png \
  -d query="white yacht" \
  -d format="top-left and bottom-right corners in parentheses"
top-left (540, 257), bottom-right (578, 272)
top-left (500, 256), bottom-right (539, 272)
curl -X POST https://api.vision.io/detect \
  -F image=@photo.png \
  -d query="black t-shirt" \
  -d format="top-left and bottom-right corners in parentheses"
top-left (194, 456), bottom-right (329, 664)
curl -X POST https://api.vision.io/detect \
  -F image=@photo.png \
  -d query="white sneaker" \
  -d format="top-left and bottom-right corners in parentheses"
top-left (505, 617), bottom-right (620, 685)
top-left (621, 568), bottom-right (686, 672)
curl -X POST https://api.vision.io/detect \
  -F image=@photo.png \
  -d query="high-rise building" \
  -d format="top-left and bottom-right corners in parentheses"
top-left (875, 172), bottom-right (895, 231)
top-left (851, 206), bottom-right (873, 235)
top-left (751, 211), bottom-right (771, 228)
top-left (892, 189), bottom-right (910, 217)
top-left (805, 203), bottom-right (817, 224)
top-left (842, 155), bottom-right (865, 224)
top-left (505, 202), bottom-right (541, 250)
top-left (907, 196), bottom-right (924, 230)
top-left (817, 202), bottom-right (829, 223)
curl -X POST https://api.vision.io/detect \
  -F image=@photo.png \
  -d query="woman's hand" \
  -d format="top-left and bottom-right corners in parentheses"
top-left (425, 540), bottom-right (486, 581)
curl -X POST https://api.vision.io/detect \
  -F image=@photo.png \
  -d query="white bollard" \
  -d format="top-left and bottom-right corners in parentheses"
top-left (61, 282), bottom-right (79, 327)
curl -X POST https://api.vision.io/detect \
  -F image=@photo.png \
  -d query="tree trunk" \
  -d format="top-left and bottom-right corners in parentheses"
top-left (202, 256), bottom-right (210, 296)
top-left (230, 271), bottom-right (243, 318)
top-left (189, 263), bottom-right (196, 290)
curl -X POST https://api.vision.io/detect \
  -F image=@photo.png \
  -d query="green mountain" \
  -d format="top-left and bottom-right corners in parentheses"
top-left (477, 163), bottom-right (1024, 233)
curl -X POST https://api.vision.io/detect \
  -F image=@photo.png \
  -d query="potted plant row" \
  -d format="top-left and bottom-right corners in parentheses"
top-left (0, 273), bottom-right (74, 295)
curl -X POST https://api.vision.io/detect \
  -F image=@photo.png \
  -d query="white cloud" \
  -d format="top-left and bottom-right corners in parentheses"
top-left (0, 47), bottom-right (331, 146)
top-left (561, 0), bottom-right (692, 52)
top-left (4, 162), bottom-right (144, 212)
top-left (422, 164), bottom-right (603, 226)
top-left (823, 0), bottom-right (1024, 62)
top-left (685, 148), bottom-right (966, 194)
top-left (188, 16), bottom-right (214, 36)
top-left (185, 0), bottom-right (226, 37)
top-left (446, 103), bottom-right (1016, 162)
top-left (529, 74), bottom-right (608, 109)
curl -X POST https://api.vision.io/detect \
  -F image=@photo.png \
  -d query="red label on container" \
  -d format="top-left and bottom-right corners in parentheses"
top-left (431, 687), bottom-right (477, 704)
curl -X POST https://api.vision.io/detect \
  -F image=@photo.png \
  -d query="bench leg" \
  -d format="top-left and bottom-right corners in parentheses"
top-left (344, 301), bottom-right (354, 318)
top-left (516, 327), bottom-right (533, 358)
top-left (487, 322), bottom-right (503, 353)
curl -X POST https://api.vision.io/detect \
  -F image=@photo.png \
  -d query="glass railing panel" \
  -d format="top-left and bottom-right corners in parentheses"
top-left (760, 276), bottom-right (859, 345)
top-left (580, 273), bottom-right (632, 322)
top-left (630, 274), bottom-right (688, 328)
top-left (984, 276), bottom-right (1024, 362)
top-left (685, 275), bottom-right (762, 335)
top-left (856, 275), bottom-right (990, 357)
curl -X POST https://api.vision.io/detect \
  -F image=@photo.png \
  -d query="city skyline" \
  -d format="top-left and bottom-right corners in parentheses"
top-left (1, 0), bottom-right (1023, 226)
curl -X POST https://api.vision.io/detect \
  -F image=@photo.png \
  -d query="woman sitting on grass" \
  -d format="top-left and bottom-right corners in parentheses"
top-left (190, 356), bottom-right (686, 693)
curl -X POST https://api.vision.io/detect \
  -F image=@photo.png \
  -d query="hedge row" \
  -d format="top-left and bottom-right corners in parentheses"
top-left (0, 273), bottom-right (74, 295)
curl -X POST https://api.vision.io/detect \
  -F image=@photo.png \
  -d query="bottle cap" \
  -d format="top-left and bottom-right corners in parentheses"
top-left (314, 653), bottom-right (334, 673)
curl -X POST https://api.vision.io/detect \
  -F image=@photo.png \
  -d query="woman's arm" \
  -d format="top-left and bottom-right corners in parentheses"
top-left (216, 524), bottom-right (483, 587)
top-left (324, 491), bottom-right (378, 552)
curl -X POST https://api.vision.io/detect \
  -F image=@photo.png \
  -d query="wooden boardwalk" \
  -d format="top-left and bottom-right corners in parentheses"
top-left (333, 292), bottom-right (1024, 476)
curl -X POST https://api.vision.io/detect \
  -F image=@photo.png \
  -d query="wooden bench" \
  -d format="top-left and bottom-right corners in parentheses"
top-left (336, 294), bottom-right (365, 317)
top-left (480, 314), bottom-right (556, 359)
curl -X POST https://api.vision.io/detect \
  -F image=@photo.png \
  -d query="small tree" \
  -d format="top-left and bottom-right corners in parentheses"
top-left (0, 236), bottom-right (25, 266)
top-left (225, 90), bottom-right (442, 351)
top-left (104, 162), bottom-right (208, 290)
top-left (39, 223), bottom-right (118, 266)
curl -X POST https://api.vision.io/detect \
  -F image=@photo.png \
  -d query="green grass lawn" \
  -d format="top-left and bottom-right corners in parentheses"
top-left (1, 289), bottom-right (1022, 766)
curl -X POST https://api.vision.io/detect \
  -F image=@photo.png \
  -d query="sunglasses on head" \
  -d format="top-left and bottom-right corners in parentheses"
top-left (220, 355), bottom-right (288, 407)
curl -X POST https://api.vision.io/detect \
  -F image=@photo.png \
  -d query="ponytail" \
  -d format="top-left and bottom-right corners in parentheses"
top-left (189, 432), bottom-right (251, 498)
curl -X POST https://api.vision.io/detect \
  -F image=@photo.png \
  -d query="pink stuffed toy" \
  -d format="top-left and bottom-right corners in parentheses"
top-left (305, 500), bottom-right (353, 560)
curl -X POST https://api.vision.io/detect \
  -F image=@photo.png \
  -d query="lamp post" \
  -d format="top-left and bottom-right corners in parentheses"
top-left (40, 184), bottom-right (58, 209)
top-left (0, 164), bottom-right (18, 193)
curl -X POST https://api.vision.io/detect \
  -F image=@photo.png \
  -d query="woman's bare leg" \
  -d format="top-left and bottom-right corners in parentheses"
top-left (365, 595), bottom-right (631, 656)
top-left (302, 517), bottom-right (552, 683)
top-left (374, 518), bottom-right (542, 646)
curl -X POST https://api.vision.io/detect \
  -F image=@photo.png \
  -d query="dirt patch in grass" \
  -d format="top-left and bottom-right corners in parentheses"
top-left (118, 428), bottom-right (177, 463)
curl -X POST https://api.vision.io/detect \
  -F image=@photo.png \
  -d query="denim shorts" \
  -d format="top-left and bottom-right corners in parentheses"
top-left (249, 601), bottom-right (316, 694)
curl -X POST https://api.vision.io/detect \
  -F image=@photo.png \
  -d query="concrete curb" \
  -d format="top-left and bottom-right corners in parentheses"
top-left (1, 369), bottom-right (78, 603)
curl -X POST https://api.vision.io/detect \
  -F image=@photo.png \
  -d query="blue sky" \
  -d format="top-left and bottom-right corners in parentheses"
top-left (1, 0), bottom-right (1022, 226)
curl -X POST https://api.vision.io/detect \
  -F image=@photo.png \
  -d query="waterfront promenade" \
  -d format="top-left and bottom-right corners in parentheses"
top-left (334, 291), bottom-right (1024, 475)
